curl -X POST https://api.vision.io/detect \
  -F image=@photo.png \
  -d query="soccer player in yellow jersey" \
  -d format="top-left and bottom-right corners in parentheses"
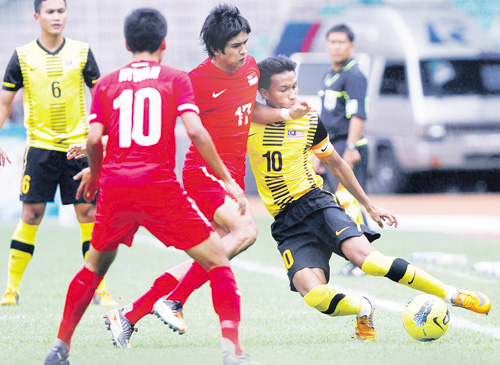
top-left (0, 0), bottom-right (115, 307)
top-left (248, 56), bottom-right (491, 341)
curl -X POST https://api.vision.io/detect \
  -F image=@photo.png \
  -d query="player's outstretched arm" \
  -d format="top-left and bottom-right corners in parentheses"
top-left (67, 136), bottom-right (108, 160)
top-left (320, 151), bottom-right (398, 229)
top-left (0, 147), bottom-right (11, 167)
top-left (181, 111), bottom-right (248, 215)
top-left (252, 99), bottom-right (311, 124)
top-left (75, 123), bottom-right (104, 202)
top-left (0, 89), bottom-right (17, 166)
top-left (67, 143), bottom-right (87, 160)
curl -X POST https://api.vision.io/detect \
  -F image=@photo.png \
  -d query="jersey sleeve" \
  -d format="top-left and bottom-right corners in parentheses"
top-left (83, 48), bottom-right (100, 89)
top-left (311, 118), bottom-right (334, 158)
top-left (344, 69), bottom-right (367, 120)
top-left (2, 50), bottom-right (23, 91)
top-left (88, 78), bottom-right (108, 131)
top-left (175, 72), bottom-right (200, 116)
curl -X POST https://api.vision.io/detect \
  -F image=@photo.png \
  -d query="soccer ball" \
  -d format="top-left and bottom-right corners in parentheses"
top-left (402, 294), bottom-right (450, 341)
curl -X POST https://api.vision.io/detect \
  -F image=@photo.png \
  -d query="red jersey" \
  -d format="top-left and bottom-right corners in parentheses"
top-left (183, 55), bottom-right (259, 183)
top-left (89, 60), bottom-right (199, 202)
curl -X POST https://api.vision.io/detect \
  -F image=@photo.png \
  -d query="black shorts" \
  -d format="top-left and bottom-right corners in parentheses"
top-left (20, 146), bottom-right (90, 205)
top-left (271, 188), bottom-right (380, 291)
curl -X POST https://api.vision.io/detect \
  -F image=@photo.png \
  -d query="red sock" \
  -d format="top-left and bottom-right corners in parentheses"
top-left (166, 261), bottom-right (208, 305)
top-left (208, 266), bottom-right (242, 356)
top-left (57, 266), bottom-right (103, 346)
top-left (124, 272), bottom-right (178, 324)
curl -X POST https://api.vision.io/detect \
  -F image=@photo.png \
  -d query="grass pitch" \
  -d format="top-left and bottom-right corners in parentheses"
top-left (1, 216), bottom-right (499, 364)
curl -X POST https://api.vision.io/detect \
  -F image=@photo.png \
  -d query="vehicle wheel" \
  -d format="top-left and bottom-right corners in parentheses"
top-left (369, 147), bottom-right (409, 194)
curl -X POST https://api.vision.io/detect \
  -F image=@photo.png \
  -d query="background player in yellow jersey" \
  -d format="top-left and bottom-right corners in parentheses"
top-left (0, 0), bottom-right (115, 306)
top-left (247, 56), bottom-right (491, 341)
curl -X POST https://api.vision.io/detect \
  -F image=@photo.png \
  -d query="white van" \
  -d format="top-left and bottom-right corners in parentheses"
top-left (288, 4), bottom-right (500, 193)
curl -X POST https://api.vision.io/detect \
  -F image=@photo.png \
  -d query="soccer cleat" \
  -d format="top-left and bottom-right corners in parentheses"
top-left (103, 308), bottom-right (137, 348)
top-left (452, 290), bottom-right (491, 314)
top-left (44, 340), bottom-right (69, 365)
top-left (152, 298), bottom-right (186, 334)
top-left (93, 289), bottom-right (119, 307)
top-left (354, 297), bottom-right (375, 342)
top-left (223, 351), bottom-right (260, 365)
top-left (0, 289), bottom-right (19, 306)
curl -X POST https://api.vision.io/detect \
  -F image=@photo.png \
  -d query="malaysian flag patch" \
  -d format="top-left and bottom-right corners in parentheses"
top-left (287, 130), bottom-right (305, 139)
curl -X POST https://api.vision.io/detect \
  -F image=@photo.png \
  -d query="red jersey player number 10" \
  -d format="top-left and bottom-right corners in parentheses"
top-left (112, 88), bottom-right (163, 148)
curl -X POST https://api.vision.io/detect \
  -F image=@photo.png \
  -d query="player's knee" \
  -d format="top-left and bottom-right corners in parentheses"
top-left (236, 220), bottom-right (258, 248)
top-left (21, 207), bottom-right (44, 225)
top-left (245, 221), bottom-right (258, 245)
top-left (75, 203), bottom-right (96, 222)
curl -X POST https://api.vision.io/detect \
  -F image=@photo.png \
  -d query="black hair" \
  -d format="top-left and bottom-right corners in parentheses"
top-left (257, 56), bottom-right (297, 91)
top-left (34, 0), bottom-right (66, 13)
top-left (326, 23), bottom-right (355, 42)
top-left (200, 4), bottom-right (251, 58)
top-left (124, 8), bottom-right (167, 54)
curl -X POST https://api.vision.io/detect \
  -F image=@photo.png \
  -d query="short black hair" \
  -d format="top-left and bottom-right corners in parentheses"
top-left (326, 23), bottom-right (355, 42)
top-left (34, 0), bottom-right (66, 13)
top-left (124, 8), bottom-right (167, 54)
top-left (200, 4), bottom-right (251, 58)
top-left (257, 56), bottom-right (297, 91)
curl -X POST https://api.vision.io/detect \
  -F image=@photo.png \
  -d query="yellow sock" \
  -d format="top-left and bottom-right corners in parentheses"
top-left (362, 250), bottom-right (447, 299)
top-left (304, 284), bottom-right (362, 316)
top-left (80, 222), bottom-right (107, 292)
top-left (80, 222), bottom-right (93, 261)
top-left (6, 220), bottom-right (39, 292)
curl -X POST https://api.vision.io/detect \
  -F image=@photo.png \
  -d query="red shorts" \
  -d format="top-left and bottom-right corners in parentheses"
top-left (91, 191), bottom-right (214, 252)
top-left (182, 166), bottom-right (244, 221)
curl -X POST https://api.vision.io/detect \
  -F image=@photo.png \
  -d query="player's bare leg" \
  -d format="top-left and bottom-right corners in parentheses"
top-left (212, 196), bottom-right (257, 259)
top-left (342, 236), bottom-right (491, 314)
top-left (155, 196), bottom-right (257, 332)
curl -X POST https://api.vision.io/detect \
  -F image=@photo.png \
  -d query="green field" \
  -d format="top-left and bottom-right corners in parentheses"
top-left (1, 216), bottom-right (499, 365)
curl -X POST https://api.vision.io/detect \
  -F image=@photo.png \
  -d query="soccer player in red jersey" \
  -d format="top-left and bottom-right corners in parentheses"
top-left (104, 4), bottom-right (310, 348)
top-left (44, 8), bottom-right (255, 365)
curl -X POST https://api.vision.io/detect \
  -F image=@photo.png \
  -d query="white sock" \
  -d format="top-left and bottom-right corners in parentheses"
top-left (221, 337), bottom-right (236, 355)
top-left (121, 303), bottom-right (133, 315)
top-left (444, 286), bottom-right (458, 304)
top-left (357, 297), bottom-right (372, 317)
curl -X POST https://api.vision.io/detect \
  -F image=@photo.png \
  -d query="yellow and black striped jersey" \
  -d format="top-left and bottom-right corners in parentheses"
top-left (247, 111), bottom-right (334, 217)
top-left (2, 38), bottom-right (100, 152)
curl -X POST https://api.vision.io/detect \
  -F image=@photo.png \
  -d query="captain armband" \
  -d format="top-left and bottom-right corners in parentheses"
top-left (312, 137), bottom-right (334, 158)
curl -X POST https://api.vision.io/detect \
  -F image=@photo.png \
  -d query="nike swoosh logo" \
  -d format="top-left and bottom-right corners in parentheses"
top-left (212, 89), bottom-right (227, 98)
top-left (408, 270), bottom-right (416, 284)
top-left (335, 227), bottom-right (349, 235)
top-left (248, 133), bottom-right (258, 137)
top-left (473, 292), bottom-right (486, 306)
top-left (320, 144), bottom-right (328, 153)
top-left (432, 317), bottom-right (445, 331)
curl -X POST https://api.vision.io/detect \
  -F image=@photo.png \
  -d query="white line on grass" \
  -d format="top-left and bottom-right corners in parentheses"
top-left (135, 234), bottom-right (500, 340)
top-left (367, 215), bottom-right (500, 237)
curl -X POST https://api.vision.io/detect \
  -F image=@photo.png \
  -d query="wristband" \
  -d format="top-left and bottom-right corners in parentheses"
top-left (346, 143), bottom-right (357, 150)
top-left (280, 108), bottom-right (292, 121)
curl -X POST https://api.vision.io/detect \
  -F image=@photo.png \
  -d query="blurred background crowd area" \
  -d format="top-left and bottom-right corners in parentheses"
top-left (1, 0), bottom-right (500, 220)
top-left (1, 0), bottom-right (499, 89)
